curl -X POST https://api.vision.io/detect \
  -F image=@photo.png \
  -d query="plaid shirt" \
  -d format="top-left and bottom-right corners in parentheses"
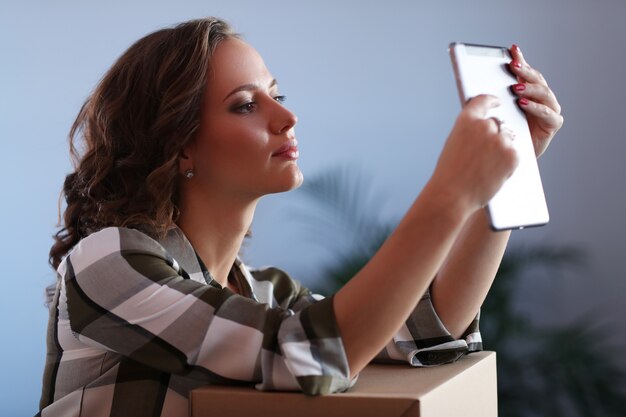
top-left (37, 226), bottom-right (481, 417)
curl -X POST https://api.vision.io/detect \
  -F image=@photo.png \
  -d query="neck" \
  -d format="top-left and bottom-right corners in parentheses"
top-left (177, 189), bottom-right (258, 288)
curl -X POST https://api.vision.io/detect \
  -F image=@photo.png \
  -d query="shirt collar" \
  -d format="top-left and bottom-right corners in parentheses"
top-left (158, 225), bottom-right (257, 300)
top-left (158, 225), bottom-right (206, 284)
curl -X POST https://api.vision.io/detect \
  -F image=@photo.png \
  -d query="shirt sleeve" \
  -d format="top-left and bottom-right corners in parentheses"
top-left (373, 288), bottom-right (483, 366)
top-left (250, 266), bottom-right (482, 369)
top-left (61, 227), bottom-right (353, 396)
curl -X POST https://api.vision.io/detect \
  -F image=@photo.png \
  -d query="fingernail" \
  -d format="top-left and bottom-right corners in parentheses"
top-left (519, 97), bottom-right (529, 106)
top-left (513, 83), bottom-right (526, 92)
top-left (512, 44), bottom-right (522, 54)
top-left (511, 60), bottom-right (523, 69)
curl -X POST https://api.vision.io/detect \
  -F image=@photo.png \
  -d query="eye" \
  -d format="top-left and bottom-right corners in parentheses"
top-left (274, 95), bottom-right (286, 104)
top-left (232, 101), bottom-right (257, 114)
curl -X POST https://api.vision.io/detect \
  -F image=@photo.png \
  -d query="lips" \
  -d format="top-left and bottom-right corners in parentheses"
top-left (272, 138), bottom-right (299, 159)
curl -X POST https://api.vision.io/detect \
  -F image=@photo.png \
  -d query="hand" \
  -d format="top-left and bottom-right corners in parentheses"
top-left (509, 44), bottom-right (564, 158)
top-left (431, 95), bottom-right (519, 213)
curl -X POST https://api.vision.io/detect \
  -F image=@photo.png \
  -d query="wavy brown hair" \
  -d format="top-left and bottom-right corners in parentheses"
top-left (49, 18), bottom-right (237, 269)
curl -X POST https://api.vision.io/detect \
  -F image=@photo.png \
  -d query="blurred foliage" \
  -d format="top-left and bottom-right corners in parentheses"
top-left (292, 167), bottom-right (626, 417)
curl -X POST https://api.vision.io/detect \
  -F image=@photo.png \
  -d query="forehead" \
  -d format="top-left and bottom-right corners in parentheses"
top-left (207, 38), bottom-right (273, 97)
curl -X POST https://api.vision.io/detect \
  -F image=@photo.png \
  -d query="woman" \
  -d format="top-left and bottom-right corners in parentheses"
top-left (38, 17), bottom-right (562, 417)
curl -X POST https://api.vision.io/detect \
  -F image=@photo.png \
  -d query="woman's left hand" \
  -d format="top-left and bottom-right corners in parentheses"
top-left (508, 44), bottom-right (564, 158)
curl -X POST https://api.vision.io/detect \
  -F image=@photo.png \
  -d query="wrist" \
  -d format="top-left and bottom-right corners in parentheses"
top-left (418, 179), bottom-right (476, 228)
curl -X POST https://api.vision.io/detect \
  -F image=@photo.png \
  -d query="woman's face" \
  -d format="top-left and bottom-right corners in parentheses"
top-left (182, 37), bottom-right (302, 201)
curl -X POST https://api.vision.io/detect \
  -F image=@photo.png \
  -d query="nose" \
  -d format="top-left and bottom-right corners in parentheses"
top-left (270, 99), bottom-right (298, 135)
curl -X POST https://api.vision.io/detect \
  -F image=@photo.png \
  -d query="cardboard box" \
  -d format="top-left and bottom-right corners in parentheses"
top-left (190, 351), bottom-right (497, 417)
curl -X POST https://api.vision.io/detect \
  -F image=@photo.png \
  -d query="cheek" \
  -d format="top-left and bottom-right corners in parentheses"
top-left (210, 124), bottom-right (267, 163)
top-left (195, 120), bottom-right (270, 183)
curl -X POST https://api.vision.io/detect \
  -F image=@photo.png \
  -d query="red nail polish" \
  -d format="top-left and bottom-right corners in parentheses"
top-left (519, 97), bottom-right (529, 106)
top-left (513, 83), bottom-right (526, 92)
top-left (511, 60), bottom-right (522, 69)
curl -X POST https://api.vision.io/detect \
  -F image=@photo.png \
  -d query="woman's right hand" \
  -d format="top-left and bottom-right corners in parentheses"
top-left (428, 94), bottom-right (519, 216)
top-left (335, 95), bottom-right (520, 379)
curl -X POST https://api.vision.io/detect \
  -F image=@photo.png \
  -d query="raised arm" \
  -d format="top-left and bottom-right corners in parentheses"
top-left (431, 211), bottom-right (510, 339)
top-left (430, 45), bottom-right (563, 339)
top-left (334, 95), bottom-right (519, 378)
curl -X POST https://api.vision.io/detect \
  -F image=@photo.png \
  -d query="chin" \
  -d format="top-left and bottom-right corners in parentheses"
top-left (269, 165), bottom-right (304, 194)
top-left (291, 170), bottom-right (304, 190)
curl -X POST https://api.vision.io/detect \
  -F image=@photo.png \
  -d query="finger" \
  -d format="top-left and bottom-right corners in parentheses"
top-left (494, 127), bottom-right (520, 178)
top-left (501, 126), bottom-right (517, 141)
top-left (519, 98), bottom-right (564, 130)
top-left (463, 94), bottom-right (500, 118)
top-left (489, 117), bottom-right (516, 138)
top-left (508, 45), bottom-right (548, 86)
top-left (509, 44), bottom-right (524, 63)
top-left (512, 82), bottom-right (562, 114)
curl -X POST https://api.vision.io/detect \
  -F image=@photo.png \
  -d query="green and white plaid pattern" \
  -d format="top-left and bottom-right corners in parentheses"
top-left (38, 226), bottom-right (480, 417)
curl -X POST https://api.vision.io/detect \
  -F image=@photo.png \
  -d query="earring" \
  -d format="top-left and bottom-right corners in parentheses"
top-left (184, 169), bottom-right (195, 179)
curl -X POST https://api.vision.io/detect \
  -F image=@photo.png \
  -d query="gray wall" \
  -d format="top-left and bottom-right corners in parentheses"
top-left (2, 0), bottom-right (625, 414)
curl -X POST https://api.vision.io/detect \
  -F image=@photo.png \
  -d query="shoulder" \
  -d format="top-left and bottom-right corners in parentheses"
top-left (249, 265), bottom-right (300, 292)
top-left (61, 227), bottom-right (173, 276)
top-left (249, 265), bottom-right (323, 309)
top-left (72, 226), bottom-right (167, 258)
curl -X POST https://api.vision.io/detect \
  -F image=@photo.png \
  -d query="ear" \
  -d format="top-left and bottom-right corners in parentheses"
top-left (178, 143), bottom-right (195, 175)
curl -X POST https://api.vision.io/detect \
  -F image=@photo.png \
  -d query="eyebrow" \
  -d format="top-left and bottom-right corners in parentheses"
top-left (222, 79), bottom-right (278, 102)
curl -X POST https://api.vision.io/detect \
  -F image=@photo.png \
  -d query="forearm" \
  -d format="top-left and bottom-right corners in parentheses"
top-left (430, 210), bottom-right (511, 339)
top-left (334, 184), bottom-right (471, 378)
top-left (333, 93), bottom-right (523, 378)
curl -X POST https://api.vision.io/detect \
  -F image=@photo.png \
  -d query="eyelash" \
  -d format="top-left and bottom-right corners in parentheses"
top-left (232, 95), bottom-right (287, 114)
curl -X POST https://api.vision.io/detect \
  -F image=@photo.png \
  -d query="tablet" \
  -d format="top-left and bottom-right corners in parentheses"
top-left (449, 42), bottom-right (549, 230)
